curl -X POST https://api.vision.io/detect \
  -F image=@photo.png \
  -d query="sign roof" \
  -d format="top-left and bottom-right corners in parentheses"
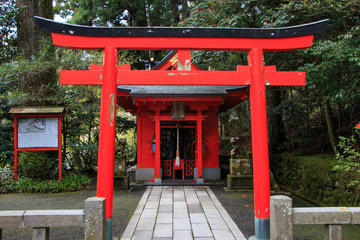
top-left (9, 106), bottom-right (65, 114)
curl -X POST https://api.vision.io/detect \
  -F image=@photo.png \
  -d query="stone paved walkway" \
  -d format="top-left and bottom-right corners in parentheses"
top-left (120, 186), bottom-right (247, 240)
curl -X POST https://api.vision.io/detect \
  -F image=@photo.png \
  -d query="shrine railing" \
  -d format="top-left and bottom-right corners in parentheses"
top-left (0, 197), bottom-right (105, 240)
top-left (270, 195), bottom-right (360, 240)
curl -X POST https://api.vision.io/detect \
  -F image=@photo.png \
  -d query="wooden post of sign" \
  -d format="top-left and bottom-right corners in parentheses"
top-left (14, 116), bottom-right (18, 181)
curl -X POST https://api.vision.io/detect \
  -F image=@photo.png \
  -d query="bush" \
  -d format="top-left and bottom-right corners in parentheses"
top-left (332, 129), bottom-right (360, 204)
top-left (270, 154), bottom-right (359, 206)
top-left (18, 151), bottom-right (56, 180)
top-left (0, 168), bottom-right (14, 193)
top-left (11, 174), bottom-right (91, 193)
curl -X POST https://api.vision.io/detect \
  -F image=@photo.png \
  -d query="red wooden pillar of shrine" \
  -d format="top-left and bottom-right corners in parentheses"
top-left (196, 109), bottom-right (203, 183)
top-left (148, 104), bottom-right (167, 184)
top-left (154, 109), bottom-right (161, 183)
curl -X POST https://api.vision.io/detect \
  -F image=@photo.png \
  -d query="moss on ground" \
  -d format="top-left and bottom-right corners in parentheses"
top-left (271, 153), bottom-right (360, 206)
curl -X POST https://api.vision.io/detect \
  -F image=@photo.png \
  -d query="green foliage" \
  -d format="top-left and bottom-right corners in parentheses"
top-left (333, 129), bottom-right (360, 190)
top-left (0, 0), bottom-right (20, 168)
top-left (181, 0), bottom-right (360, 154)
top-left (55, 0), bottom-right (191, 26)
top-left (271, 154), bottom-right (360, 206)
top-left (10, 174), bottom-right (91, 193)
top-left (0, 0), bottom-right (20, 64)
top-left (54, 50), bottom-right (136, 174)
top-left (18, 151), bottom-right (56, 180)
top-left (0, 168), bottom-right (14, 193)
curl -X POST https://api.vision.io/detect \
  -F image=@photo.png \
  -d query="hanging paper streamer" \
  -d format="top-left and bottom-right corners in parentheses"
top-left (175, 122), bottom-right (181, 166)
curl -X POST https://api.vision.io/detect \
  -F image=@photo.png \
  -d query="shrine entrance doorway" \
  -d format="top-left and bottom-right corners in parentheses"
top-left (160, 121), bottom-right (196, 180)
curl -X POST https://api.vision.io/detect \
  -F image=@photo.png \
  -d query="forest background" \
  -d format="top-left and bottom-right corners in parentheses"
top-left (0, 0), bottom-right (359, 205)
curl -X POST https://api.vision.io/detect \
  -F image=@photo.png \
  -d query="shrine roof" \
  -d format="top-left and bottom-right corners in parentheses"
top-left (35, 17), bottom-right (329, 39)
top-left (117, 85), bottom-right (246, 97)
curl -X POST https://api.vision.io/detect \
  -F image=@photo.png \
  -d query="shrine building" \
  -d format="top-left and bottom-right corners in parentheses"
top-left (116, 50), bottom-right (247, 182)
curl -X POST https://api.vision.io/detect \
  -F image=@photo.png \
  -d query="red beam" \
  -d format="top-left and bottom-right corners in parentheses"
top-left (265, 71), bottom-right (305, 86)
top-left (90, 64), bottom-right (131, 71)
top-left (16, 147), bottom-right (59, 151)
top-left (61, 70), bottom-right (102, 85)
top-left (116, 70), bottom-right (251, 85)
top-left (62, 68), bottom-right (305, 87)
top-left (51, 33), bottom-right (314, 52)
top-left (61, 68), bottom-right (305, 86)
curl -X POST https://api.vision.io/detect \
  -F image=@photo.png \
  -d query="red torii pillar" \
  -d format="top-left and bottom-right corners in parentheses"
top-left (249, 48), bottom-right (271, 236)
top-left (35, 16), bottom-right (328, 240)
top-left (97, 47), bottom-right (118, 236)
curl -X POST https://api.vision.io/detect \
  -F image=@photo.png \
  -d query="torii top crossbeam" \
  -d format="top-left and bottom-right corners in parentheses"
top-left (36, 17), bottom-right (328, 51)
top-left (35, 16), bottom-right (328, 240)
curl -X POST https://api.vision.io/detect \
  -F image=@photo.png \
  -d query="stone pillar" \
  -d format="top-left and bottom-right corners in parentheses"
top-left (325, 225), bottom-right (342, 240)
top-left (270, 195), bottom-right (293, 240)
top-left (227, 137), bottom-right (253, 190)
top-left (32, 227), bottom-right (49, 240)
top-left (114, 139), bottom-right (129, 190)
top-left (85, 197), bottom-right (106, 240)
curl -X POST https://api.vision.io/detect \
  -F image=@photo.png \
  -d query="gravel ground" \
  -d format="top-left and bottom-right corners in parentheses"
top-left (1, 183), bottom-right (360, 240)
top-left (210, 186), bottom-right (255, 239)
top-left (0, 184), bottom-right (146, 240)
top-left (210, 186), bottom-right (360, 240)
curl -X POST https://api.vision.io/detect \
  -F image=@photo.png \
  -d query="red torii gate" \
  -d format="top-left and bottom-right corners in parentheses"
top-left (35, 17), bottom-right (328, 240)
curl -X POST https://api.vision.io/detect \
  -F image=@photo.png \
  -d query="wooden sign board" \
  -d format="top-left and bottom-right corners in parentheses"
top-left (171, 101), bottom-right (185, 119)
top-left (17, 117), bottom-right (59, 148)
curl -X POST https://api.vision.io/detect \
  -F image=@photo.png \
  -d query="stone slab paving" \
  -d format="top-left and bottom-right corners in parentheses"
top-left (121, 186), bottom-right (247, 240)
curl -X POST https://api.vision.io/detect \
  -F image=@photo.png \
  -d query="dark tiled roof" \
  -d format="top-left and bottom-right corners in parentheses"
top-left (117, 85), bottom-right (246, 97)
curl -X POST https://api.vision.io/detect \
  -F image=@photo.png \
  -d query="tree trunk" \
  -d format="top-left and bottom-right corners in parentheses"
top-left (338, 99), bottom-right (341, 136)
top-left (322, 94), bottom-right (338, 154)
top-left (170, 0), bottom-right (178, 25)
top-left (268, 89), bottom-right (286, 154)
top-left (182, 0), bottom-right (188, 21)
top-left (16, 0), bottom-right (41, 59)
top-left (16, 0), bottom-right (56, 105)
top-left (349, 93), bottom-right (354, 134)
